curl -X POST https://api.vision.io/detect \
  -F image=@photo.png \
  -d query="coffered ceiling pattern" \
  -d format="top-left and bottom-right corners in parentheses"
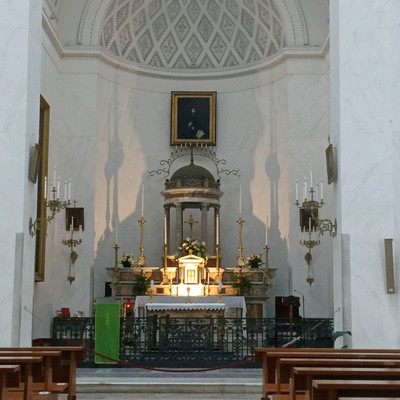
top-left (100, 0), bottom-right (286, 69)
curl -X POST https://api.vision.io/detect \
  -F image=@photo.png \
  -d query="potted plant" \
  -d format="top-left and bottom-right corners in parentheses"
top-left (179, 237), bottom-right (206, 258)
top-left (232, 273), bottom-right (251, 296)
top-left (120, 253), bottom-right (136, 268)
top-left (246, 254), bottom-right (264, 268)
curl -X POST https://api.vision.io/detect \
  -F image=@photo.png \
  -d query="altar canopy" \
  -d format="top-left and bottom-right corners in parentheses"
top-left (134, 295), bottom-right (246, 318)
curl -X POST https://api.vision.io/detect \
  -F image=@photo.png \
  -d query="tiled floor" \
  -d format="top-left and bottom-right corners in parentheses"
top-left (66, 367), bottom-right (263, 399)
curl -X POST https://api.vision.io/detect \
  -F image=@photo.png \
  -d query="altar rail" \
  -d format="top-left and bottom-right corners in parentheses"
top-left (51, 317), bottom-right (333, 367)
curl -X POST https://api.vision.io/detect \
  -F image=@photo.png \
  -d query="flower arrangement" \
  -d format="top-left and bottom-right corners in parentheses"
top-left (179, 237), bottom-right (206, 258)
top-left (246, 254), bottom-right (263, 268)
top-left (120, 253), bottom-right (136, 268)
top-left (232, 274), bottom-right (252, 296)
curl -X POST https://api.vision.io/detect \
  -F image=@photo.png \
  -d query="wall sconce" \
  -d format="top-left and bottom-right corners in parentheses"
top-left (295, 168), bottom-right (337, 237)
top-left (29, 166), bottom-right (71, 236)
top-left (62, 216), bottom-right (82, 284)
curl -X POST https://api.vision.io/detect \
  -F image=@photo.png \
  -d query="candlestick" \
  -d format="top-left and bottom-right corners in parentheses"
top-left (216, 212), bottom-right (219, 246)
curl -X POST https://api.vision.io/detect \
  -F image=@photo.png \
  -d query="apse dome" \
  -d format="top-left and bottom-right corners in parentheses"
top-left (100, 0), bottom-right (286, 70)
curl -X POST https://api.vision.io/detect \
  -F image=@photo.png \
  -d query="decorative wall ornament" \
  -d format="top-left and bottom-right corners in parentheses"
top-left (147, 146), bottom-right (239, 179)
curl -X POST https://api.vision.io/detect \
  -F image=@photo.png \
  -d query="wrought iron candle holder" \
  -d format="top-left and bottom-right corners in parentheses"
top-left (295, 173), bottom-right (337, 237)
top-left (62, 221), bottom-right (82, 284)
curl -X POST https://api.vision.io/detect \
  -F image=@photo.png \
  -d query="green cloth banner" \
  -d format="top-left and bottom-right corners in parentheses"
top-left (95, 303), bottom-right (120, 364)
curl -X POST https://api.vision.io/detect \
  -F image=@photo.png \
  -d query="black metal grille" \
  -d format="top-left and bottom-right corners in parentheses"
top-left (52, 317), bottom-right (333, 367)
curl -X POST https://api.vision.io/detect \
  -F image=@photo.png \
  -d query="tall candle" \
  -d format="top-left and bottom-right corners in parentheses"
top-left (266, 217), bottom-right (268, 245)
top-left (304, 178), bottom-right (307, 200)
top-left (218, 280), bottom-right (222, 291)
top-left (53, 166), bottom-right (56, 188)
top-left (68, 179), bottom-right (71, 201)
top-left (170, 272), bottom-right (172, 284)
top-left (216, 212), bottom-right (219, 246)
top-left (141, 184), bottom-right (144, 218)
top-left (310, 167), bottom-right (313, 188)
top-left (164, 213), bottom-right (167, 245)
top-left (150, 280), bottom-right (154, 291)
top-left (320, 179), bottom-right (324, 200)
top-left (239, 185), bottom-right (242, 216)
top-left (44, 176), bottom-right (47, 199)
top-left (64, 180), bottom-right (67, 201)
top-left (308, 217), bottom-right (311, 232)
top-left (115, 218), bottom-right (118, 244)
top-left (71, 216), bottom-right (74, 231)
top-left (295, 179), bottom-right (298, 201)
top-left (56, 177), bottom-right (60, 199)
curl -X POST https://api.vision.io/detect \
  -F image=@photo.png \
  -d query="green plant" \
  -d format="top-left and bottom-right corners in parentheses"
top-left (179, 237), bottom-right (206, 258)
top-left (232, 273), bottom-right (251, 296)
top-left (133, 271), bottom-right (149, 295)
top-left (246, 254), bottom-right (264, 268)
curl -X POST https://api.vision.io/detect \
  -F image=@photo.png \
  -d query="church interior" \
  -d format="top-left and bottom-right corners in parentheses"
top-left (2, 0), bottom-right (400, 355)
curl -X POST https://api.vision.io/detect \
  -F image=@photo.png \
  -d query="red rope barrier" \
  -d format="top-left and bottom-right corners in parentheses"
top-left (85, 346), bottom-right (256, 372)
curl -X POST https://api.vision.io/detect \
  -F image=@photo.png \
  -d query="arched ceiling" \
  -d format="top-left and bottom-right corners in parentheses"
top-left (44, 0), bottom-right (329, 76)
top-left (100, 0), bottom-right (286, 69)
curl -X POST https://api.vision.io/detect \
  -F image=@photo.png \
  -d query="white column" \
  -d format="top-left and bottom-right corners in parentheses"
top-left (0, 0), bottom-right (42, 346)
top-left (330, 0), bottom-right (400, 348)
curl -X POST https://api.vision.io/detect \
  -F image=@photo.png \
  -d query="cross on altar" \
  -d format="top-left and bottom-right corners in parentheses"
top-left (184, 214), bottom-right (198, 237)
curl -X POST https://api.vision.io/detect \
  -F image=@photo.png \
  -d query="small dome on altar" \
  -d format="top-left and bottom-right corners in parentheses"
top-left (170, 162), bottom-right (215, 184)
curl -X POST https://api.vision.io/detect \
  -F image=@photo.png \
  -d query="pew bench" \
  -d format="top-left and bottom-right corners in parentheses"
top-left (312, 379), bottom-right (400, 400)
top-left (291, 367), bottom-right (400, 400)
top-left (255, 348), bottom-right (400, 398)
top-left (1, 346), bottom-right (83, 400)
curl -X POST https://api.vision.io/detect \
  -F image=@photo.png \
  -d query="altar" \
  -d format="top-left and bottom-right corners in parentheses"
top-left (134, 295), bottom-right (246, 318)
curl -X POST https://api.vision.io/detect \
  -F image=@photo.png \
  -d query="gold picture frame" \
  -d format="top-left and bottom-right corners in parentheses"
top-left (171, 91), bottom-right (216, 145)
top-left (325, 143), bottom-right (337, 184)
top-left (28, 143), bottom-right (41, 183)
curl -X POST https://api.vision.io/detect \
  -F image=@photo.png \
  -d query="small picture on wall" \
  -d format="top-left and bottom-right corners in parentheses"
top-left (171, 91), bottom-right (216, 146)
top-left (325, 143), bottom-right (337, 184)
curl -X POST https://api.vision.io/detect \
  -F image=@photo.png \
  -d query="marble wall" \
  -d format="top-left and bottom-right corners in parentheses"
top-left (30, 24), bottom-right (333, 340)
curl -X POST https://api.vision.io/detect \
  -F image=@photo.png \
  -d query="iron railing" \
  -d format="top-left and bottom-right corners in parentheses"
top-left (52, 317), bottom-right (333, 367)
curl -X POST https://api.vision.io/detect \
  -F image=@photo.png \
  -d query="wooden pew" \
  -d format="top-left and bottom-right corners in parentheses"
top-left (0, 365), bottom-right (20, 400)
top-left (312, 379), bottom-right (400, 400)
top-left (12, 347), bottom-right (84, 400)
top-left (0, 356), bottom-right (44, 400)
top-left (255, 348), bottom-right (400, 399)
top-left (291, 367), bottom-right (400, 400)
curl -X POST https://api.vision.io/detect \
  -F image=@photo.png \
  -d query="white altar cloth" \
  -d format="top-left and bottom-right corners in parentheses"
top-left (146, 303), bottom-right (225, 312)
top-left (134, 295), bottom-right (246, 318)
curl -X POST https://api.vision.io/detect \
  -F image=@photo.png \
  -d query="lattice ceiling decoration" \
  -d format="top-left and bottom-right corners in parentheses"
top-left (100, 0), bottom-right (286, 70)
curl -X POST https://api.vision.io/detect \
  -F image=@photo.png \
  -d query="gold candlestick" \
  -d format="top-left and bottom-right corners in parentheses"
top-left (112, 244), bottom-right (120, 285)
top-left (236, 217), bottom-right (245, 267)
top-left (163, 245), bottom-right (169, 284)
top-left (137, 217), bottom-right (146, 266)
top-left (216, 244), bottom-right (221, 280)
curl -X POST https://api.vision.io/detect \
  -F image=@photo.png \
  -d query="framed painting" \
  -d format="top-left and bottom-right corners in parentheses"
top-left (171, 91), bottom-right (217, 145)
top-left (325, 143), bottom-right (337, 184)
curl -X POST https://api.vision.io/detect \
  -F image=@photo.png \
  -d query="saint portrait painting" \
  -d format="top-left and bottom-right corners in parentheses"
top-left (171, 91), bottom-right (216, 146)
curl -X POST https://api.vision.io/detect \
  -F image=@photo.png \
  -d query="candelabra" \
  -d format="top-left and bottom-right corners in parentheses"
top-left (215, 244), bottom-right (221, 280)
top-left (62, 222), bottom-right (82, 284)
top-left (295, 171), bottom-right (337, 237)
top-left (137, 217), bottom-right (146, 266)
top-left (29, 176), bottom-right (71, 236)
top-left (236, 218), bottom-right (246, 267)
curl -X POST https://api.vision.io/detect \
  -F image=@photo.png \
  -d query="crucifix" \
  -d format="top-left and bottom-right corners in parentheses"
top-left (184, 214), bottom-right (198, 238)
